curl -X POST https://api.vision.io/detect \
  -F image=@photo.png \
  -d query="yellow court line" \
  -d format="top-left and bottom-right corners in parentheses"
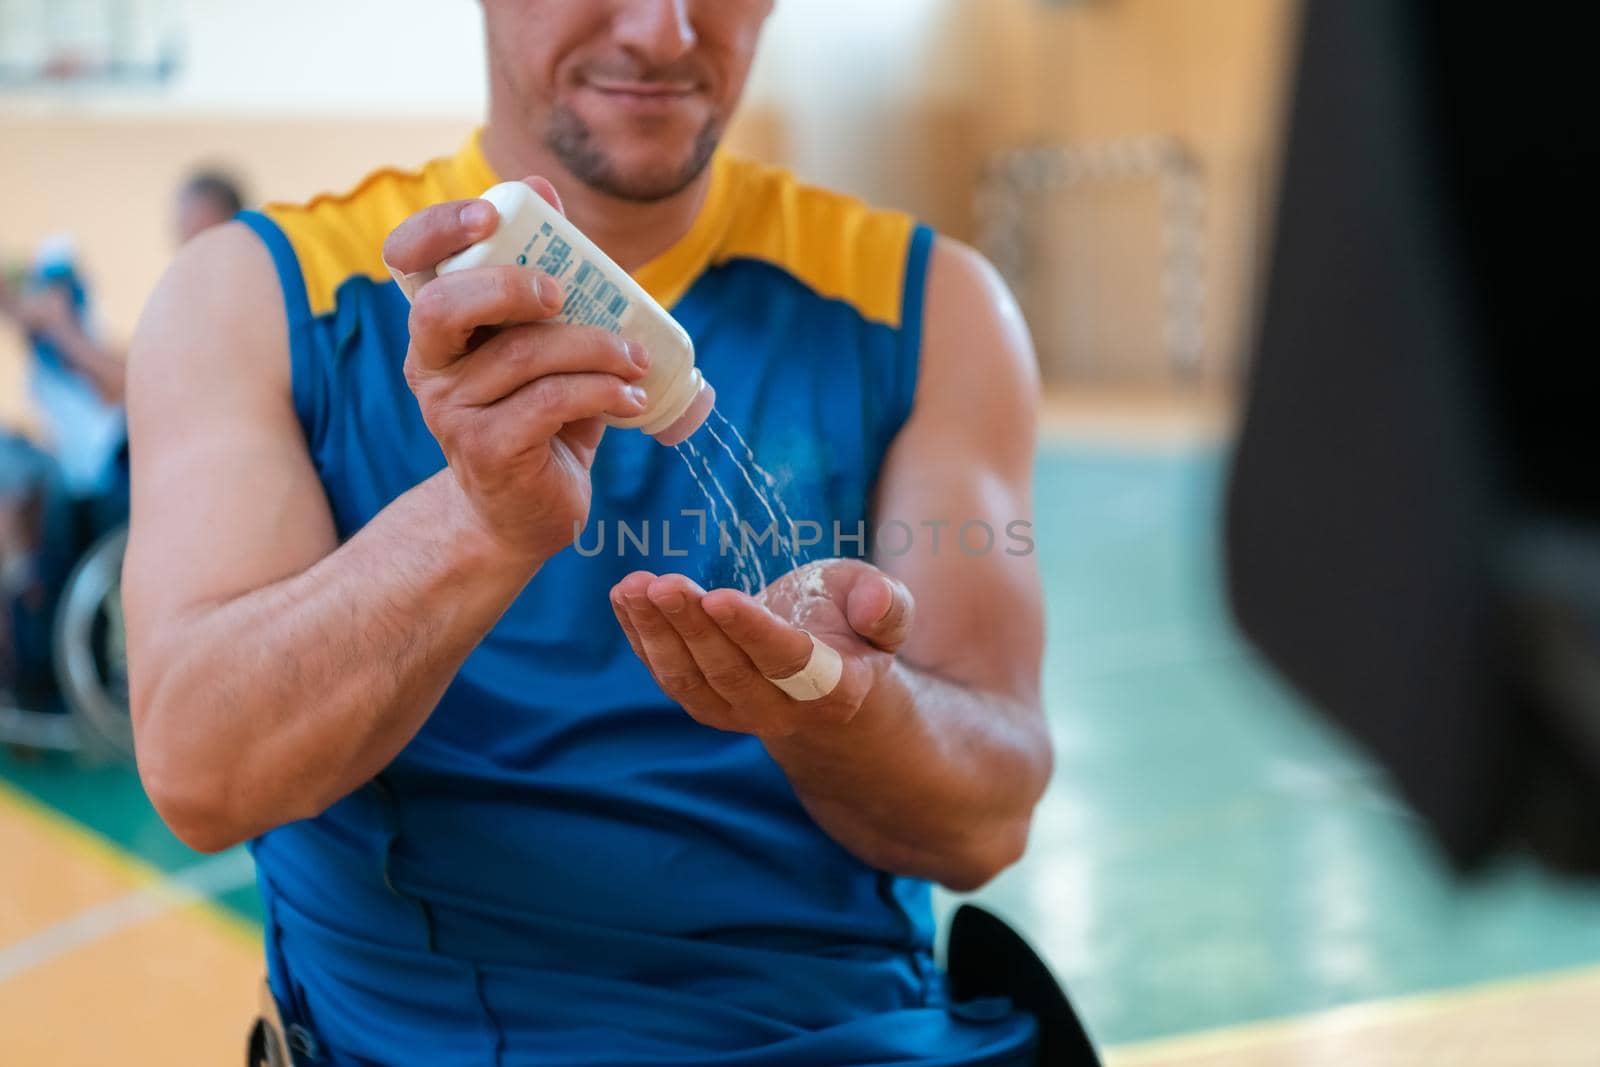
top-left (1103, 958), bottom-right (1600, 1063)
top-left (0, 775), bottom-right (260, 955)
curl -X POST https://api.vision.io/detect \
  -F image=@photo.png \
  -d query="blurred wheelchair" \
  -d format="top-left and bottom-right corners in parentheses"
top-left (1, 436), bottom-right (132, 760)
top-left (1, 525), bottom-right (131, 758)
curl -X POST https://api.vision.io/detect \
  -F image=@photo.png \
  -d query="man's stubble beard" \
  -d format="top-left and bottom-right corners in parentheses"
top-left (544, 103), bottom-right (722, 203)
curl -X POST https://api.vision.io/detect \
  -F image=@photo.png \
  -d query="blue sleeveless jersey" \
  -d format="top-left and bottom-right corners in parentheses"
top-left (238, 134), bottom-right (1036, 1066)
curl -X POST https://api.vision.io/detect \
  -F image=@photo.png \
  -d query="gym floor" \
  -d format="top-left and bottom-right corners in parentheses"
top-left (4, 400), bottom-right (1599, 1065)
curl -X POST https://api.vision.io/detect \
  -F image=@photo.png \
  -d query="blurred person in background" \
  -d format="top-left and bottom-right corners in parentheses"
top-left (0, 169), bottom-right (245, 711)
top-left (0, 236), bottom-right (128, 711)
top-left (1, 236), bottom-right (127, 489)
top-left (127, 3), bottom-right (1061, 1066)
top-left (175, 170), bottom-right (247, 246)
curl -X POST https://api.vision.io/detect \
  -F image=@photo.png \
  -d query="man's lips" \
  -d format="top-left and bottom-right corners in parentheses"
top-left (584, 78), bottom-right (699, 99)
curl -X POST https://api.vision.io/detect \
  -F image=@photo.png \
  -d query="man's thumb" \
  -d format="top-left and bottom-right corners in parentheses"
top-left (846, 574), bottom-right (914, 652)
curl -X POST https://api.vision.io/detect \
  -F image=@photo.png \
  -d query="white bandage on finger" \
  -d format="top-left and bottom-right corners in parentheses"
top-left (765, 631), bottom-right (843, 702)
top-left (386, 259), bottom-right (437, 304)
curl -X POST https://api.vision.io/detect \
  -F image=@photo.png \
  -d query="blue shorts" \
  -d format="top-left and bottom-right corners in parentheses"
top-left (262, 890), bottom-right (1038, 1067)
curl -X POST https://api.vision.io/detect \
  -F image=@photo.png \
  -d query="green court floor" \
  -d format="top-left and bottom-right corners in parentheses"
top-left (959, 445), bottom-right (1600, 1045)
top-left (6, 444), bottom-right (1600, 1048)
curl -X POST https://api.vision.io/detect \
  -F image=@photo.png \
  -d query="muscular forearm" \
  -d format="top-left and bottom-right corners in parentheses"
top-left (763, 664), bottom-right (1052, 891)
top-left (134, 472), bottom-right (537, 852)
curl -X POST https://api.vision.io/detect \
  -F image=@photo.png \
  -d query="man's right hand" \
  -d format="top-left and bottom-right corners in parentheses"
top-left (128, 192), bottom-right (653, 850)
top-left (382, 178), bottom-right (651, 565)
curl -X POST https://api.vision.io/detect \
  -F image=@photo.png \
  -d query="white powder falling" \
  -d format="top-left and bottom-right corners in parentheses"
top-left (709, 409), bottom-right (804, 570)
top-left (704, 420), bottom-right (800, 573)
top-left (676, 440), bottom-right (755, 594)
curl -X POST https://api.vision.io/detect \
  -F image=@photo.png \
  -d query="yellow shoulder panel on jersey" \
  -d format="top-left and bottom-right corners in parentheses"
top-left (260, 134), bottom-right (499, 317)
top-left (714, 156), bottom-right (918, 330)
top-left (632, 154), bottom-right (919, 327)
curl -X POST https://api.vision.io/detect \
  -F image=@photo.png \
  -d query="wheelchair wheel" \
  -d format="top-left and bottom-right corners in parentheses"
top-left (52, 525), bottom-right (131, 757)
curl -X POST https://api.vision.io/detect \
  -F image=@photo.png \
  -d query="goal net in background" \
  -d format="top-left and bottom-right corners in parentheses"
top-left (979, 139), bottom-right (1208, 388)
top-left (977, 136), bottom-right (1274, 395)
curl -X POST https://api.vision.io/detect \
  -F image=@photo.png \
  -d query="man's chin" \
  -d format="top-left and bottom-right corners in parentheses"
top-left (596, 151), bottom-right (709, 200)
top-left (546, 107), bottom-right (721, 203)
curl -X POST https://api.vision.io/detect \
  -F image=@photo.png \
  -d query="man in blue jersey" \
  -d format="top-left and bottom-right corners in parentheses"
top-left (126, 2), bottom-right (1055, 1064)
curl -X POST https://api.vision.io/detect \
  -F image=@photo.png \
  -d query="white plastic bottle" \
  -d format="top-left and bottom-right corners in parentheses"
top-left (421, 181), bottom-right (714, 446)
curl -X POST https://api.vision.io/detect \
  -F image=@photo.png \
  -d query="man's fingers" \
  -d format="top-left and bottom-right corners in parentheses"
top-left (406, 266), bottom-right (566, 371)
top-left (845, 574), bottom-right (915, 652)
top-left (459, 324), bottom-right (647, 405)
top-left (610, 575), bottom-right (653, 664)
top-left (556, 416), bottom-right (607, 466)
top-left (647, 576), bottom-right (772, 704)
top-left (617, 575), bottom-right (734, 719)
top-left (488, 372), bottom-right (646, 447)
top-left (702, 591), bottom-right (816, 680)
top-left (390, 177), bottom-right (560, 284)
top-left (382, 198), bottom-right (497, 277)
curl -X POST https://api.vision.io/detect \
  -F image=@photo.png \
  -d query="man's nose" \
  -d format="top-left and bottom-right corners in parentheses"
top-left (611, 0), bottom-right (696, 67)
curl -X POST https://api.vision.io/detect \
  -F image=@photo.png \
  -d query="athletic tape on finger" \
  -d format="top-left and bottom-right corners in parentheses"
top-left (765, 631), bottom-right (843, 701)
top-left (387, 259), bottom-right (436, 304)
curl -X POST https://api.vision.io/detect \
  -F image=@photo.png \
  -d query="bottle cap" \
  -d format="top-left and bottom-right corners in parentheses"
top-left (652, 380), bottom-right (716, 446)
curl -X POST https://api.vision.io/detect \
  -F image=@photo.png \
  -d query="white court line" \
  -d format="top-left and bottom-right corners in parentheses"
top-left (0, 846), bottom-right (256, 985)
